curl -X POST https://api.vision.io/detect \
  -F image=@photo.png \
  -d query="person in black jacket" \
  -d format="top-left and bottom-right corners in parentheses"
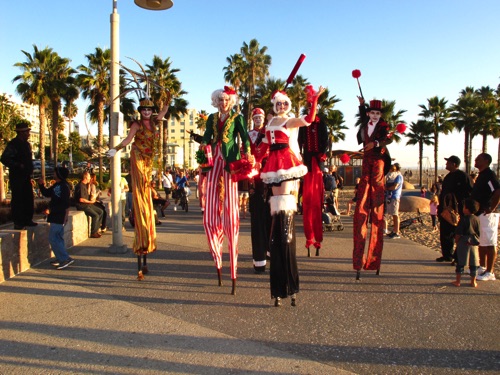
top-left (1, 121), bottom-right (36, 229)
top-left (437, 155), bottom-right (473, 262)
top-left (38, 167), bottom-right (74, 270)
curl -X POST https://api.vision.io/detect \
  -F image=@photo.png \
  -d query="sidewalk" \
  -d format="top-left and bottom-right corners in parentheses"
top-left (0, 193), bottom-right (499, 374)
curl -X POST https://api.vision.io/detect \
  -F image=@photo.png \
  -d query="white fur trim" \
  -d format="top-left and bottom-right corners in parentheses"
top-left (269, 195), bottom-right (297, 215)
top-left (300, 115), bottom-right (310, 125)
top-left (253, 259), bottom-right (267, 267)
top-left (261, 164), bottom-right (308, 185)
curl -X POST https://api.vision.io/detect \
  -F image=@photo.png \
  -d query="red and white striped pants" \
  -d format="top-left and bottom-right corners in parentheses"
top-left (203, 144), bottom-right (240, 279)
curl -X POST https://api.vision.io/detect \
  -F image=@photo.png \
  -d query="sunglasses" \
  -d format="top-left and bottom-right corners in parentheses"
top-left (276, 102), bottom-right (289, 106)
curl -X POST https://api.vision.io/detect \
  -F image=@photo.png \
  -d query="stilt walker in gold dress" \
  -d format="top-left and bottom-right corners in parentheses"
top-left (108, 98), bottom-right (169, 280)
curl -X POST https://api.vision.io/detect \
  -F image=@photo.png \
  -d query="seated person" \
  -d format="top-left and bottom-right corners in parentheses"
top-left (74, 171), bottom-right (104, 238)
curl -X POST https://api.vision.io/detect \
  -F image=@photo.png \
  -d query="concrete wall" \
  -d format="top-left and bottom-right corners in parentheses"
top-left (0, 210), bottom-right (90, 283)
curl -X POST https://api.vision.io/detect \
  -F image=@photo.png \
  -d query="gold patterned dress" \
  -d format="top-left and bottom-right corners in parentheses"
top-left (130, 120), bottom-right (159, 255)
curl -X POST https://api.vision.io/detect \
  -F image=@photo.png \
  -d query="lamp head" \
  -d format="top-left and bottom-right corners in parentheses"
top-left (134, 0), bottom-right (173, 10)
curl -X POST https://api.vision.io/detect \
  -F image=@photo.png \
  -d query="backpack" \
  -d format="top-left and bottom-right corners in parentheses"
top-left (324, 174), bottom-right (337, 191)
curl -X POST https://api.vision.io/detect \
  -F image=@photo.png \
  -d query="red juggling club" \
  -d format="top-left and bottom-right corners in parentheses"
top-left (284, 54), bottom-right (306, 90)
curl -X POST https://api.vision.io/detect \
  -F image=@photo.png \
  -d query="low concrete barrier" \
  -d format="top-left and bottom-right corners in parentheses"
top-left (0, 210), bottom-right (91, 283)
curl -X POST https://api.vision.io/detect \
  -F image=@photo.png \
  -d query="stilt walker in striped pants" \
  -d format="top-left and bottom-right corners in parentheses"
top-left (260, 86), bottom-right (325, 307)
top-left (201, 86), bottom-right (251, 295)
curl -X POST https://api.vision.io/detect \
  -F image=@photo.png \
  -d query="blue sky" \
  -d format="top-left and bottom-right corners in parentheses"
top-left (1, 0), bottom-right (498, 168)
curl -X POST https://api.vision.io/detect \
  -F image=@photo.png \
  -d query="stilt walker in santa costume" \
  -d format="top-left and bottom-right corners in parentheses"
top-left (353, 97), bottom-right (392, 280)
top-left (201, 86), bottom-right (251, 295)
top-left (298, 91), bottom-right (328, 257)
top-left (248, 108), bottom-right (271, 273)
top-left (260, 86), bottom-right (325, 307)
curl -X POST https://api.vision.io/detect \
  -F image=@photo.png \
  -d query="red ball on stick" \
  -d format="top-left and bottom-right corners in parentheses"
top-left (340, 153), bottom-right (351, 164)
top-left (396, 123), bottom-right (407, 134)
top-left (352, 69), bottom-right (361, 79)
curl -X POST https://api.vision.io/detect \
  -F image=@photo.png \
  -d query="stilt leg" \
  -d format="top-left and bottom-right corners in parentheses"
top-left (217, 269), bottom-right (223, 286)
top-left (231, 279), bottom-right (236, 295)
top-left (355, 270), bottom-right (361, 281)
top-left (376, 268), bottom-right (380, 275)
top-left (307, 247), bottom-right (311, 257)
top-left (137, 256), bottom-right (144, 280)
top-left (291, 294), bottom-right (297, 307)
top-left (315, 247), bottom-right (320, 257)
top-left (142, 254), bottom-right (149, 274)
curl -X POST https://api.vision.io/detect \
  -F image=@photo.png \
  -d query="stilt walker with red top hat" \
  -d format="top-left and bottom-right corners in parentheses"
top-left (248, 108), bottom-right (271, 273)
top-left (200, 86), bottom-right (252, 295)
top-left (260, 86), bottom-right (325, 307)
top-left (298, 90), bottom-right (328, 257)
top-left (353, 97), bottom-right (393, 280)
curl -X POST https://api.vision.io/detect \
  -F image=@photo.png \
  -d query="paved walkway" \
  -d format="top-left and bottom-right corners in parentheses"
top-left (1, 194), bottom-right (499, 374)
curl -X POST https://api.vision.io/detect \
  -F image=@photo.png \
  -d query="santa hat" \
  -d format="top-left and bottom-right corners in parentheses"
top-left (252, 108), bottom-right (265, 118)
top-left (271, 91), bottom-right (292, 114)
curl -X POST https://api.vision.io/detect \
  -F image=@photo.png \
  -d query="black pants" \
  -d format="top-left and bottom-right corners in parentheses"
top-left (439, 217), bottom-right (456, 260)
top-left (269, 211), bottom-right (299, 299)
top-left (11, 177), bottom-right (34, 226)
top-left (249, 185), bottom-right (271, 272)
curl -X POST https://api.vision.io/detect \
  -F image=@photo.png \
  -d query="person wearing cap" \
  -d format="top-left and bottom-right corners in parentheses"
top-left (1, 120), bottom-right (36, 230)
top-left (259, 85), bottom-right (325, 307)
top-left (298, 113), bottom-right (328, 257)
top-left (200, 86), bottom-right (252, 295)
top-left (37, 167), bottom-right (74, 270)
top-left (107, 98), bottom-right (169, 280)
top-left (353, 97), bottom-right (393, 279)
top-left (248, 108), bottom-right (271, 273)
top-left (437, 155), bottom-right (473, 262)
top-left (470, 153), bottom-right (500, 281)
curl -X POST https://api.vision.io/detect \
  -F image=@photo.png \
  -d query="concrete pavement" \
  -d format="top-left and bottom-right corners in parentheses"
top-left (1, 193), bottom-right (499, 374)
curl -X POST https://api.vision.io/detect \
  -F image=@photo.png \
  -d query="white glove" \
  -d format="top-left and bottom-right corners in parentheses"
top-left (107, 149), bottom-right (117, 158)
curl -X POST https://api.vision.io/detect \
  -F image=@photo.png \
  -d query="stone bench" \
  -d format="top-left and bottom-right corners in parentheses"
top-left (0, 210), bottom-right (91, 283)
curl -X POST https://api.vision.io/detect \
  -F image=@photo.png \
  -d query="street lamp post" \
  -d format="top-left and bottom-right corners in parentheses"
top-left (109, 0), bottom-right (173, 253)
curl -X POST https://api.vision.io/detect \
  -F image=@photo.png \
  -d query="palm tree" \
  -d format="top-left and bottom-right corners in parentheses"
top-left (223, 53), bottom-right (245, 112)
top-left (475, 86), bottom-right (498, 153)
top-left (405, 120), bottom-right (434, 186)
top-left (76, 47), bottom-right (111, 186)
top-left (323, 110), bottom-right (348, 164)
top-left (146, 55), bottom-right (185, 171)
top-left (12, 44), bottom-right (53, 179)
top-left (44, 53), bottom-right (76, 164)
top-left (63, 89), bottom-right (79, 169)
top-left (450, 87), bottom-right (480, 174)
top-left (419, 96), bottom-right (453, 183)
top-left (287, 75), bottom-right (310, 117)
top-left (239, 39), bottom-right (271, 124)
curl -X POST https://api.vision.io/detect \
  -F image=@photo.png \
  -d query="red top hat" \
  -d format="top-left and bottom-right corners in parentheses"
top-left (368, 100), bottom-right (383, 112)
